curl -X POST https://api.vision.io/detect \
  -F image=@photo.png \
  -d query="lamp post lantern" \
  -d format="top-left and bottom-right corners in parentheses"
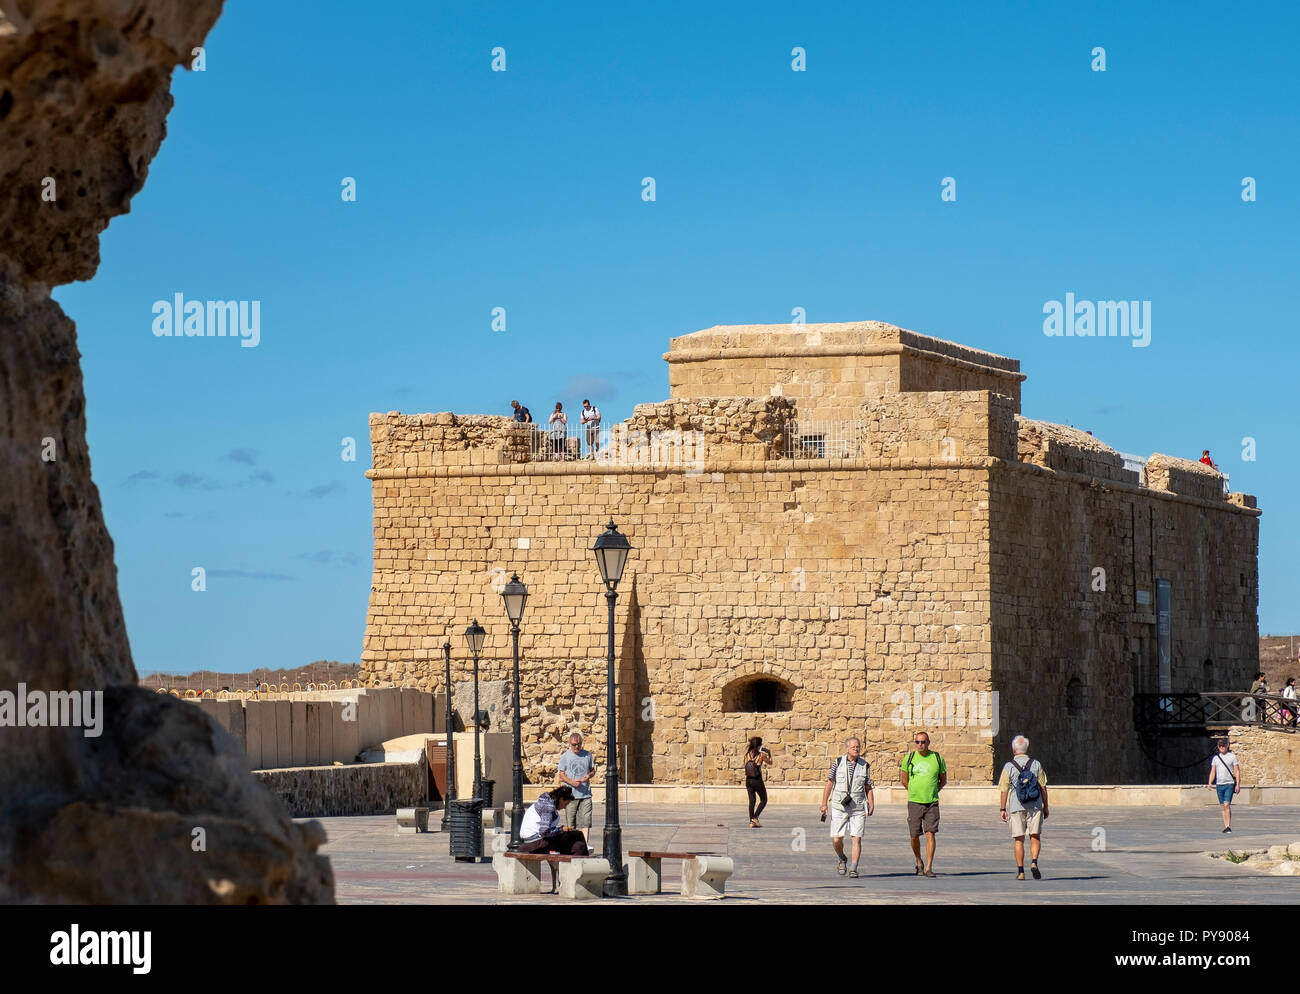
top-left (440, 639), bottom-right (455, 831)
top-left (592, 518), bottom-right (632, 896)
top-left (464, 620), bottom-right (487, 802)
top-left (501, 573), bottom-right (529, 851)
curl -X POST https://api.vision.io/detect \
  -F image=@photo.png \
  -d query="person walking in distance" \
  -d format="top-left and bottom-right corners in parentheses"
top-left (1209, 737), bottom-right (1241, 833)
top-left (998, 735), bottom-right (1049, 880)
top-left (900, 731), bottom-right (946, 877)
top-left (819, 736), bottom-right (874, 878)
top-left (743, 736), bottom-right (772, 828)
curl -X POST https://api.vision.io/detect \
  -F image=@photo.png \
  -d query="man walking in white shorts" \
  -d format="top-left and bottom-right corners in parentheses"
top-left (819, 736), bottom-right (874, 878)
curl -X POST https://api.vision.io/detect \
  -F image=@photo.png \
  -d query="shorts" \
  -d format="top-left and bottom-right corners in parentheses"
top-left (1216, 783), bottom-right (1235, 805)
top-left (907, 801), bottom-right (940, 837)
top-left (1008, 807), bottom-right (1043, 837)
top-left (830, 803), bottom-right (866, 839)
top-left (563, 796), bottom-right (593, 829)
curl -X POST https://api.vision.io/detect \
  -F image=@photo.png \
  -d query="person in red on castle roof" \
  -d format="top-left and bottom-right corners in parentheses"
top-left (1200, 449), bottom-right (1219, 471)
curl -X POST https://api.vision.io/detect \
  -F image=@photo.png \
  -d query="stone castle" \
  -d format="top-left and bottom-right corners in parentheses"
top-left (362, 321), bottom-right (1260, 786)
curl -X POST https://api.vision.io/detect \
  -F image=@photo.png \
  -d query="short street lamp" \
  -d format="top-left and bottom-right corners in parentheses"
top-left (464, 620), bottom-right (487, 803)
top-left (501, 573), bottom-right (529, 851)
top-left (592, 519), bottom-right (632, 896)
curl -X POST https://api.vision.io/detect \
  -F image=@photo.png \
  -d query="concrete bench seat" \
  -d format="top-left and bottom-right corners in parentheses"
top-left (628, 850), bottom-right (734, 898)
top-left (395, 807), bottom-right (428, 834)
top-left (493, 852), bottom-right (609, 899)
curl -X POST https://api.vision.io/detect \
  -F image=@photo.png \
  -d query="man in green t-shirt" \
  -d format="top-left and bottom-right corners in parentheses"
top-left (899, 731), bottom-right (946, 877)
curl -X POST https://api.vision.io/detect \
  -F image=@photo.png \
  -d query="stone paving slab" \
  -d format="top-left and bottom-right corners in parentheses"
top-left (313, 802), bottom-right (1300, 905)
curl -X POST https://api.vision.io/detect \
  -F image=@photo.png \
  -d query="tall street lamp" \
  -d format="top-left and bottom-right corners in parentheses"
top-left (592, 518), bottom-right (632, 896)
top-left (440, 638), bottom-right (455, 831)
top-left (464, 620), bottom-right (486, 802)
top-left (501, 573), bottom-right (529, 851)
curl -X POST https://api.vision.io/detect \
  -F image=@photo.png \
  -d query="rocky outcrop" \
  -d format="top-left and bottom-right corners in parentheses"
top-left (0, 1), bottom-right (333, 903)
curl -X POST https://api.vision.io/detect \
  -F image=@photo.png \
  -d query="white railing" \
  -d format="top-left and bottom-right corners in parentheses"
top-left (781, 422), bottom-right (866, 460)
top-left (1119, 452), bottom-right (1146, 482)
top-left (523, 425), bottom-right (606, 461)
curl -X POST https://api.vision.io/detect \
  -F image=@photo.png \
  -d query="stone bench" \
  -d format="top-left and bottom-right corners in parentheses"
top-left (395, 807), bottom-right (429, 834)
top-left (493, 852), bottom-right (609, 900)
top-left (628, 850), bottom-right (734, 899)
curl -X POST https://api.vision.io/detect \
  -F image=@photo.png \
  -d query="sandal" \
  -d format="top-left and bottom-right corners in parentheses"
top-left (836, 857), bottom-right (848, 875)
top-left (1031, 861), bottom-right (1041, 880)
top-left (914, 863), bottom-right (924, 875)
top-left (1016, 867), bottom-right (1025, 880)
top-left (924, 868), bottom-right (936, 878)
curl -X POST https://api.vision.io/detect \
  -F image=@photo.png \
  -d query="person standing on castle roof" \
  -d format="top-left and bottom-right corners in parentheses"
top-left (1200, 449), bottom-right (1219, 470)
top-left (580, 399), bottom-right (601, 458)
top-left (547, 402), bottom-right (568, 459)
top-left (510, 399), bottom-right (532, 423)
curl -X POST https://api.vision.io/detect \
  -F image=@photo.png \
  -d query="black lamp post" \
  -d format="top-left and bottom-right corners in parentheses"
top-left (592, 519), bottom-right (632, 896)
top-left (464, 620), bottom-right (486, 802)
top-left (501, 573), bottom-right (529, 851)
top-left (440, 639), bottom-right (455, 831)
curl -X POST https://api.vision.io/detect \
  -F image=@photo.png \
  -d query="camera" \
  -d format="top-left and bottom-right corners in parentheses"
top-left (841, 792), bottom-right (855, 810)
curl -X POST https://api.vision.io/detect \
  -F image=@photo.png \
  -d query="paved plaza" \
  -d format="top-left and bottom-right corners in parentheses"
top-left (316, 801), bottom-right (1300, 905)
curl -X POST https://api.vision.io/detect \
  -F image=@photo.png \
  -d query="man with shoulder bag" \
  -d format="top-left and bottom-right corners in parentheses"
top-left (819, 736), bottom-right (874, 878)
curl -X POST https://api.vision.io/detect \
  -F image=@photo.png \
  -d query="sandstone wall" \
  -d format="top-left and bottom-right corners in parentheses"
top-left (366, 335), bottom-right (1258, 790)
top-left (988, 459), bottom-right (1260, 783)
top-left (0, 0), bottom-right (332, 903)
top-left (665, 322), bottom-right (1025, 420)
top-left (1220, 726), bottom-right (1300, 786)
top-left (254, 762), bottom-right (426, 818)
top-left (365, 389), bottom-right (1010, 787)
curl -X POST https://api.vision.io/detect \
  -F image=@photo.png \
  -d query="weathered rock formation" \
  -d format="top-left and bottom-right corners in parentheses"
top-left (0, 0), bottom-right (333, 902)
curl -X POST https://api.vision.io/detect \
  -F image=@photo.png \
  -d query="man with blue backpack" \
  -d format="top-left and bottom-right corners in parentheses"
top-left (998, 735), bottom-right (1049, 880)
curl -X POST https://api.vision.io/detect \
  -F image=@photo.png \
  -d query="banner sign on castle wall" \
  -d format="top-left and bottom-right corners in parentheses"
top-left (1156, 579), bottom-right (1172, 695)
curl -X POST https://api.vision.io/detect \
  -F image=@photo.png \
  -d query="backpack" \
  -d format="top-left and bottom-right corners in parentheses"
top-left (744, 754), bottom-right (760, 778)
top-left (905, 750), bottom-right (943, 776)
top-left (1009, 757), bottom-right (1041, 804)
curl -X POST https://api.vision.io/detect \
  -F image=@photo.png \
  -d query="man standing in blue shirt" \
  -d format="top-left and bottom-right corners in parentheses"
top-left (556, 732), bottom-right (595, 845)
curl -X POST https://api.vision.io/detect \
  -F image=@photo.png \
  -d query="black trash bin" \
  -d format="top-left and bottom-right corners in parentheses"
top-left (479, 778), bottom-right (495, 808)
top-left (448, 798), bottom-right (484, 862)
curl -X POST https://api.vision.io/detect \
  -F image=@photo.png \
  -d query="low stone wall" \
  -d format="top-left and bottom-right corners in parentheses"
top-left (254, 761), bottom-right (426, 817)
top-left (1145, 453), bottom-right (1225, 501)
top-left (1220, 725), bottom-right (1300, 786)
top-left (1016, 417), bottom-right (1135, 484)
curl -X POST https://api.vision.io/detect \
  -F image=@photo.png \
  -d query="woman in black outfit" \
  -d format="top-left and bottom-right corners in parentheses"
top-left (744, 736), bottom-right (772, 827)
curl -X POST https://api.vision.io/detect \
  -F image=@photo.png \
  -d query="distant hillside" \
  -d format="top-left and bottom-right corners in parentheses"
top-left (1260, 635), bottom-right (1300, 689)
top-left (138, 660), bottom-right (361, 692)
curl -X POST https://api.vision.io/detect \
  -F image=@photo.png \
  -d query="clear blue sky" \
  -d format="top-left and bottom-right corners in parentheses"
top-left (54, 0), bottom-right (1299, 676)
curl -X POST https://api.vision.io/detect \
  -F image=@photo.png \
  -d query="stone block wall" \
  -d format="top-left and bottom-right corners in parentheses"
top-left (364, 325), bottom-right (1259, 787)
top-left (1145, 454), bottom-right (1226, 501)
top-left (253, 762), bottom-right (426, 817)
top-left (988, 459), bottom-right (1259, 783)
top-left (1220, 726), bottom-right (1300, 786)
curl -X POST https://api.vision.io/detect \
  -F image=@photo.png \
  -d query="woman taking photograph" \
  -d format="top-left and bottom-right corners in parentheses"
top-left (743, 736), bottom-right (772, 827)
top-left (547, 402), bottom-right (567, 459)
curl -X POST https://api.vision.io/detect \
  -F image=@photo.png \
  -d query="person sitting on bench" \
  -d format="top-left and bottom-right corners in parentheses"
top-left (518, 785), bottom-right (591, 856)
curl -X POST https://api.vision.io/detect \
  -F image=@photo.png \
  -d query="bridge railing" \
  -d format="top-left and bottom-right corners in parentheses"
top-left (1134, 692), bottom-right (1298, 732)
